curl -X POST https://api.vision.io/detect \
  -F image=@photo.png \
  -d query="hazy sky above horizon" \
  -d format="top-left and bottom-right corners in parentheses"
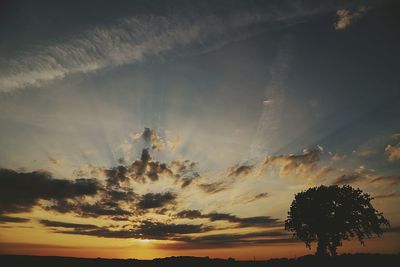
top-left (0, 0), bottom-right (399, 260)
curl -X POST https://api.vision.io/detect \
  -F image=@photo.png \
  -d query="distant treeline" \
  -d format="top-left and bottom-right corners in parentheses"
top-left (1, 254), bottom-right (399, 267)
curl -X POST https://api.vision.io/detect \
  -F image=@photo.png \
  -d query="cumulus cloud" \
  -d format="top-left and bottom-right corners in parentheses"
top-left (334, 6), bottom-right (369, 30)
top-left (103, 149), bottom-right (173, 184)
top-left (263, 147), bottom-right (325, 179)
top-left (0, 168), bottom-right (100, 214)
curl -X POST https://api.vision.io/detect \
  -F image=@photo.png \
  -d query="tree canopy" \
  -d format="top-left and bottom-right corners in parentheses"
top-left (285, 185), bottom-right (390, 256)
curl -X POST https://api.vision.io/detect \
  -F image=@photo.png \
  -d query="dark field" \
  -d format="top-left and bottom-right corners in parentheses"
top-left (1, 254), bottom-right (399, 267)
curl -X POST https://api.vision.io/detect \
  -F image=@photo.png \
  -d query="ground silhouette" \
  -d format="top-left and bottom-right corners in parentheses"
top-left (1, 254), bottom-right (399, 267)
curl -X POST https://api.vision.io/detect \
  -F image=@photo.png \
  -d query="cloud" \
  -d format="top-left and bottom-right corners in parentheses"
top-left (39, 219), bottom-right (98, 230)
top-left (0, 168), bottom-right (100, 214)
top-left (41, 213), bottom-right (282, 245)
top-left (103, 149), bottom-right (173, 184)
top-left (49, 220), bottom-right (209, 240)
top-left (135, 220), bottom-right (210, 239)
top-left (0, 216), bottom-right (30, 224)
top-left (392, 133), bottom-right (400, 140)
top-left (104, 165), bottom-right (130, 188)
top-left (176, 210), bottom-right (203, 219)
top-left (373, 192), bottom-right (400, 199)
top-left (176, 210), bottom-right (280, 228)
top-left (263, 146), bottom-right (324, 178)
top-left (47, 199), bottom-right (133, 218)
top-left (385, 144), bottom-right (400, 161)
top-left (332, 173), bottom-right (365, 185)
top-left (130, 128), bottom-right (182, 152)
top-left (208, 213), bottom-right (280, 228)
top-left (138, 192), bottom-right (176, 210)
top-left (156, 230), bottom-right (294, 249)
top-left (228, 164), bottom-right (254, 177)
top-left (0, 2), bottom-right (332, 92)
top-left (198, 146), bottom-right (328, 194)
top-left (369, 176), bottom-right (400, 186)
top-left (334, 6), bottom-right (369, 30)
top-left (249, 192), bottom-right (269, 202)
top-left (170, 159), bottom-right (200, 188)
top-left (198, 182), bottom-right (227, 194)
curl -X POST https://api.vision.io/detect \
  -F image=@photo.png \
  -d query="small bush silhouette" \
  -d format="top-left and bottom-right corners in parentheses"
top-left (285, 185), bottom-right (389, 256)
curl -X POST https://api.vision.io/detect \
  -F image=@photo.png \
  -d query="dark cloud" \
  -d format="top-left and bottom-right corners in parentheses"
top-left (176, 210), bottom-right (202, 219)
top-left (138, 128), bottom-right (165, 150)
top-left (156, 230), bottom-right (295, 249)
top-left (47, 199), bottom-right (132, 218)
top-left (0, 215), bottom-right (30, 224)
top-left (138, 192), bottom-right (176, 209)
top-left (142, 128), bottom-right (154, 143)
top-left (105, 188), bottom-right (137, 202)
top-left (181, 178), bottom-right (194, 188)
top-left (369, 176), bottom-right (400, 186)
top-left (0, 168), bottom-right (100, 214)
top-left (332, 173), bottom-right (365, 185)
top-left (137, 220), bottom-right (210, 239)
top-left (104, 165), bottom-right (130, 188)
top-left (373, 192), bottom-right (400, 199)
top-left (56, 228), bottom-right (136, 239)
top-left (39, 219), bottom-right (98, 230)
top-left (176, 210), bottom-right (280, 228)
top-left (207, 212), bottom-right (280, 228)
top-left (228, 165), bottom-right (253, 177)
top-left (100, 148), bottom-right (198, 188)
top-left (127, 149), bottom-right (173, 183)
top-left (247, 192), bottom-right (269, 203)
top-left (170, 160), bottom-right (200, 188)
top-left (198, 182), bottom-right (226, 194)
top-left (52, 220), bottom-right (209, 240)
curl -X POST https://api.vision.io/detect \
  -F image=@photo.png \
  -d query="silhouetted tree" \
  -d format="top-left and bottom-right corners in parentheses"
top-left (285, 185), bottom-right (389, 257)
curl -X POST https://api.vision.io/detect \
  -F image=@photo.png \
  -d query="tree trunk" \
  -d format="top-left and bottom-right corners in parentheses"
top-left (328, 241), bottom-right (338, 257)
top-left (316, 238), bottom-right (328, 257)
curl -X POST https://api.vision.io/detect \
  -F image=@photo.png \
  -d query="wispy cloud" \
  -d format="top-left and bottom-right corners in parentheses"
top-left (0, 3), bottom-right (329, 93)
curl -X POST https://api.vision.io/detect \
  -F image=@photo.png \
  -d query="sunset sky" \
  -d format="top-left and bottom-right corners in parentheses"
top-left (0, 0), bottom-right (399, 260)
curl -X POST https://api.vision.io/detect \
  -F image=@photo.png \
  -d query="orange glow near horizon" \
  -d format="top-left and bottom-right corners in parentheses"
top-left (1, 233), bottom-right (399, 260)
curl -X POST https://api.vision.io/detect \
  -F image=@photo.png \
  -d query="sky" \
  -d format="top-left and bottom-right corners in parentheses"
top-left (0, 0), bottom-right (399, 260)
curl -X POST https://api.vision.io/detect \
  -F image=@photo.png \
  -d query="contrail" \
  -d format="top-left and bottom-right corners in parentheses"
top-left (249, 34), bottom-right (292, 160)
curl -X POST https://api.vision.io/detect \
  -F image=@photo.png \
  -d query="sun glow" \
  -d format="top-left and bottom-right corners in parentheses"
top-left (138, 239), bottom-right (152, 244)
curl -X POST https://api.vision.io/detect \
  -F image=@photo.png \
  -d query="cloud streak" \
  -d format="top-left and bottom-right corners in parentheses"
top-left (0, 2), bottom-right (331, 92)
